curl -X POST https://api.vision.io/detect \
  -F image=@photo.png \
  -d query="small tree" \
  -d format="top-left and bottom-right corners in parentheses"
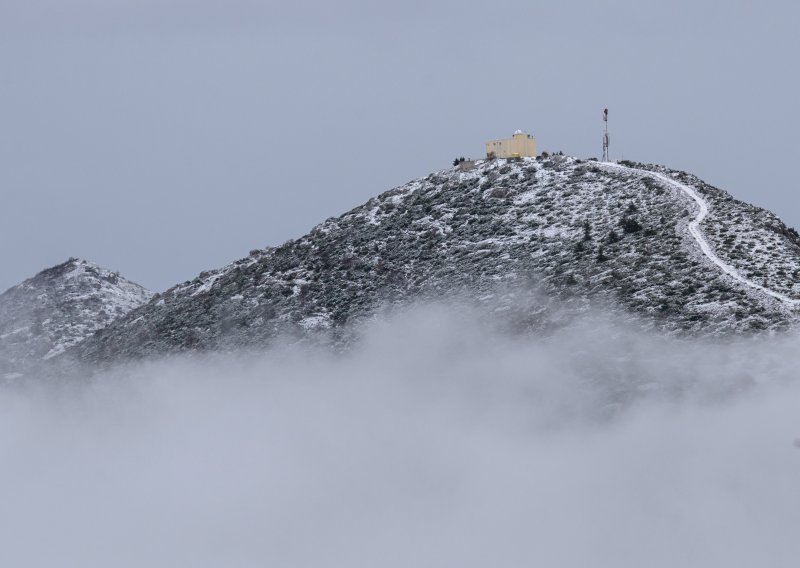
top-left (619, 217), bottom-right (642, 234)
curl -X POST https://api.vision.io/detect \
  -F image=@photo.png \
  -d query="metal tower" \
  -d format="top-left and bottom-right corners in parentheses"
top-left (602, 108), bottom-right (609, 162)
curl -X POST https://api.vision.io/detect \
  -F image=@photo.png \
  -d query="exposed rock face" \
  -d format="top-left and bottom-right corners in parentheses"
top-left (0, 258), bottom-right (152, 378)
top-left (72, 156), bottom-right (800, 364)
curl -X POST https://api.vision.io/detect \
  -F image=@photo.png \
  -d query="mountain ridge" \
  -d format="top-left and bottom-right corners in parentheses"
top-left (66, 155), bottom-right (800, 367)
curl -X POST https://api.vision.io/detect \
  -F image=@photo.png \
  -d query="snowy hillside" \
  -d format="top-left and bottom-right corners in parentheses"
top-left (0, 258), bottom-right (153, 378)
top-left (72, 156), bottom-right (800, 364)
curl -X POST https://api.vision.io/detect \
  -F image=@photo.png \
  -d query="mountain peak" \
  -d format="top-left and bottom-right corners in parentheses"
top-left (70, 155), bottom-right (800, 365)
top-left (33, 257), bottom-right (122, 284)
top-left (0, 259), bottom-right (153, 378)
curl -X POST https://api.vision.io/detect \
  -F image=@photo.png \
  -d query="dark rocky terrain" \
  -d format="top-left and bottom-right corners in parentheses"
top-left (65, 155), bottom-right (800, 366)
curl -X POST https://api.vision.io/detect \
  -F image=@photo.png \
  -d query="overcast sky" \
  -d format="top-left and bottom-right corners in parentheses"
top-left (2, 0), bottom-right (799, 292)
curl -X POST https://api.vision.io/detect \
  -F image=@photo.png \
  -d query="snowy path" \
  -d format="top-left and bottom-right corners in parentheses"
top-left (601, 162), bottom-right (800, 307)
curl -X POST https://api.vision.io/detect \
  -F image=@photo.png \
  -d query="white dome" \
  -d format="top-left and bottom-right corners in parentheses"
top-left (514, 129), bottom-right (523, 135)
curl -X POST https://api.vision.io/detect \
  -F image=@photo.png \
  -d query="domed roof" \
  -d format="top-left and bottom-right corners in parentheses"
top-left (514, 129), bottom-right (523, 135)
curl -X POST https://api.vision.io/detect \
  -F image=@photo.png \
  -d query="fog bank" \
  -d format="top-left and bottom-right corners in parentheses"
top-left (1, 306), bottom-right (800, 567)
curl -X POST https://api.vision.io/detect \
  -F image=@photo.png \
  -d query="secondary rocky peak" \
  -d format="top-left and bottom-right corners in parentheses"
top-left (0, 258), bottom-right (153, 378)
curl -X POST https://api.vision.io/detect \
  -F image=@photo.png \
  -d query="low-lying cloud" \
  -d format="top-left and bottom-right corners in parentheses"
top-left (1, 304), bottom-right (800, 567)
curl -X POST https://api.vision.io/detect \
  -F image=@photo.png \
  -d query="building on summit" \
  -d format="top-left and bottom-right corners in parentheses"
top-left (485, 130), bottom-right (537, 159)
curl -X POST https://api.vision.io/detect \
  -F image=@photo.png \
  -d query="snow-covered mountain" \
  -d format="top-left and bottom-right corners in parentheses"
top-left (0, 258), bottom-right (153, 378)
top-left (68, 155), bottom-right (800, 365)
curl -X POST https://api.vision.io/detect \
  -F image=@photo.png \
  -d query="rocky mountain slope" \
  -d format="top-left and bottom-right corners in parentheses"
top-left (0, 258), bottom-right (152, 378)
top-left (72, 155), bottom-right (800, 364)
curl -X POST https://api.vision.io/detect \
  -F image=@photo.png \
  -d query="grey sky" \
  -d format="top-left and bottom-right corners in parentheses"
top-left (2, 0), bottom-right (799, 292)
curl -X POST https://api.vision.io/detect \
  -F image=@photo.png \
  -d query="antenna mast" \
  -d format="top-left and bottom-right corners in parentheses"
top-left (602, 108), bottom-right (609, 162)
